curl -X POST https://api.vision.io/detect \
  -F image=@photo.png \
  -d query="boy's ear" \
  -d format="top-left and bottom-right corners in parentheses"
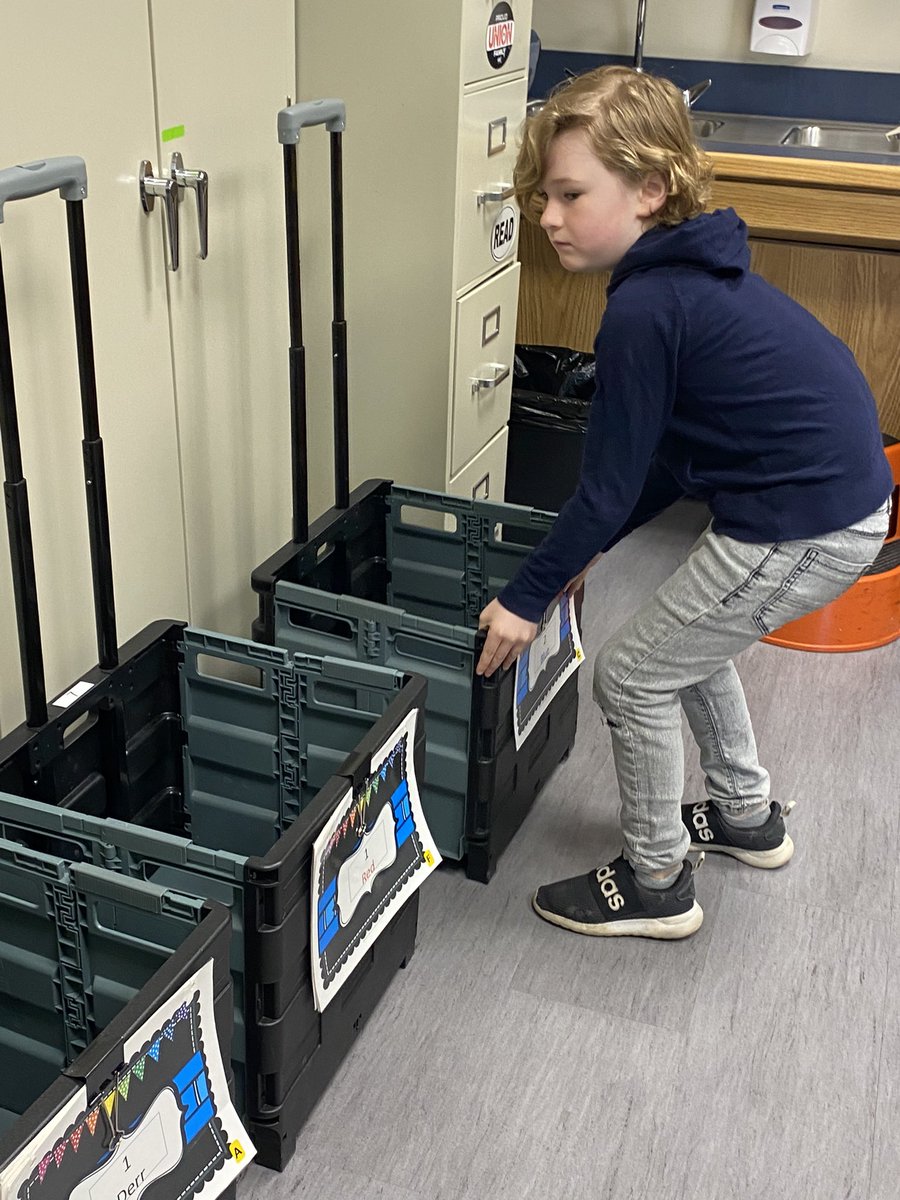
top-left (639, 171), bottom-right (668, 216)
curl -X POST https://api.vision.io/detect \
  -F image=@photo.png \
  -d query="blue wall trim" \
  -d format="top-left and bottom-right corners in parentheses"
top-left (531, 50), bottom-right (900, 126)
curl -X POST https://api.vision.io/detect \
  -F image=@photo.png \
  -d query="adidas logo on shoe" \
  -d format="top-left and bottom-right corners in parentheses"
top-left (595, 864), bottom-right (626, 911)
top-left (689, 801), bottom-right (715, 843)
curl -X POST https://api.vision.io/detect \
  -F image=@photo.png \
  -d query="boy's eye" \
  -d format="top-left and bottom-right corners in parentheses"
top-left (564, 192), bottom-right (581, 201)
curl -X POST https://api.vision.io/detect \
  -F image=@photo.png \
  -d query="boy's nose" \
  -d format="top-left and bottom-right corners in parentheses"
top-left (540, 202), bottom-right (558, 230)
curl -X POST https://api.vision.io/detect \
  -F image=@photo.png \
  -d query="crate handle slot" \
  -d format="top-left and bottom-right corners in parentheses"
top-left (398, 505), bottom-right (457, 534)
top-left (309, 678), bottom-right (391, 718)
top-left (195, 653), bottom-right (264, 690)
top-left (61, 709), bottom-right (96, 749)
top-left (286, 608), bottom-right (355, 641)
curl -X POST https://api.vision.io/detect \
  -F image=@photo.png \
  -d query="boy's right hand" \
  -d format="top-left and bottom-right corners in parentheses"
top-left (476, 598), bottom-right (538, 677)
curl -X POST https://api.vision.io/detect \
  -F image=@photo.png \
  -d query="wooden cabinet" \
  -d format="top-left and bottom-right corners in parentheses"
top-left (709, 152), bottom-right (900, 250)
top-left (516, 151), bottom-right (900, 439)
top-left (748, 241), bottom-right (900, 437)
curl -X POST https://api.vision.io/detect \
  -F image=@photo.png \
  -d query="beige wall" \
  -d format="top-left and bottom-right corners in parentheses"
top-left (532, 0), bottom-right (900, 73)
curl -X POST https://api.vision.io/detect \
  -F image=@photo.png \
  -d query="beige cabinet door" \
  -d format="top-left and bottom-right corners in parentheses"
top-left (0, 2), bottom-right (295, 734)
top-left (0, 3), bottom-right (186, 734)
top-left (149, 0), bottom-right (295, 637)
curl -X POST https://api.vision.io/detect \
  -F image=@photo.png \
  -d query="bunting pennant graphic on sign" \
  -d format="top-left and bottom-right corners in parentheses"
top-left (311, 707), bottom-right (440, 1013)
top-left (1, 961), bottom-right (255, 1200)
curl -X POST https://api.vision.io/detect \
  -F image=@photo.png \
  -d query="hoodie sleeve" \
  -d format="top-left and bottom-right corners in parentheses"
top-left (498, 284), bottom-right (683, 622)
top-left (599, 453), bottom-right (686, 553)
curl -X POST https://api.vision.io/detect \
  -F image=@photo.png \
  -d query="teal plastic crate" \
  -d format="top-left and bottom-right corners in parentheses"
top-left (253, 480), bottom-right (581, 881)
top-left (0, 836), bottom-right (233, 1141)
top-left (179, 629), bottom-right (415, 854)
top-left (0, 621), bottom-right (426, 1170)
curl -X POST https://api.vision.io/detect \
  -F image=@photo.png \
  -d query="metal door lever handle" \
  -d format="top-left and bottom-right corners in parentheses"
top-left (476, 184), bottom-right (514, 207)
top-left (169, 152), bottom-right (208, 259)
top-left (139, 160), bottom-right (179, 271)
top-left (471, 363), bottom-right (511, 394)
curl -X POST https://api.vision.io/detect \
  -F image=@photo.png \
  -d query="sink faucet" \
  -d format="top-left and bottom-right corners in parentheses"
top-left (633, 0), bottom-right (648, 71)
top-left (632, 1), bottom-right (711, 108)
top-left (684, 78), bottom-right (713, 109)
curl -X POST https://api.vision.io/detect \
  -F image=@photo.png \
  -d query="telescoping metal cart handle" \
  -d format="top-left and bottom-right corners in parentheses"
top-left (278, 98), bottom-right (348, 544)
top-left (0, 156), bottom-right (118, 728)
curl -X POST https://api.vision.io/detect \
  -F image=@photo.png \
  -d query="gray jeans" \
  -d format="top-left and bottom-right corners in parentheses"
top-left (593, 500), bottom-right (892, 873)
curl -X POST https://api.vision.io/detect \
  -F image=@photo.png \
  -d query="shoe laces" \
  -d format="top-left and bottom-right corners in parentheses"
top-left (689, 850), bottom-right (706, 875)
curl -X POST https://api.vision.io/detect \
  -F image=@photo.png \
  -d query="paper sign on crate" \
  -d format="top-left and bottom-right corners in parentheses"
top-left (514, 592), bottom-right (584, 750)
top-left (0, 960), bottom-right (254, 1200)
top-left (311, 707), bottom-right (439, 1012)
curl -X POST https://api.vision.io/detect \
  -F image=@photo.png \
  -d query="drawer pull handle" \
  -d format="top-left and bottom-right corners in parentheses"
top-left (472, 363), bottom-right (511, 394)
top-left (476, 184), bottom-right (514, 207)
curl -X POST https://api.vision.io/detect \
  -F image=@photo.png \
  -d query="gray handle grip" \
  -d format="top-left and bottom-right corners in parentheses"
top-left (0, 156), bottom-right (88, 224)
top-left (278, 98), bottom-right (347, 144)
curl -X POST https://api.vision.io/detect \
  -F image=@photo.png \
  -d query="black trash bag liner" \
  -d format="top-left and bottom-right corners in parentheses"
top-left (513, 343), bottom-right (596, 399)
top-left (509, 391), bottom-right (593, 432)
top-left (511, 345), bottom-right (595, 432)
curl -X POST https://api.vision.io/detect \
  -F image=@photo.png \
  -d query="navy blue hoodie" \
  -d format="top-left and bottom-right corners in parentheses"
top-left (500, 208), bottom-right (892, 623)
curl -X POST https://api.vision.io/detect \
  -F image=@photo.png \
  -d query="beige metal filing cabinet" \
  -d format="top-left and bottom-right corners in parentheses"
top-left (295, 0), bottom-right (532, 509)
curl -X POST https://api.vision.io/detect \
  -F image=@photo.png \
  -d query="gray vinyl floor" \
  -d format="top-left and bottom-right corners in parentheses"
top-left (241, 500), bottom-right (900, 1200)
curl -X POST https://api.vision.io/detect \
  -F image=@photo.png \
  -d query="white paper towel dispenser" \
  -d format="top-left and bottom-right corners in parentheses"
top-left (751, 0), bottom-right (816, 57)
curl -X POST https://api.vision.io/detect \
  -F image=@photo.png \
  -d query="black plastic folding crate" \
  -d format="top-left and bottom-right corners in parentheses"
top-left (0, 619), bottom-right (426, 1170)
top-left (0, 153), bottom-right (429, 1172)
top-left (0, 837), bottom-right (235, 1194)
top-left (252, 479), bottom-right (580, 883)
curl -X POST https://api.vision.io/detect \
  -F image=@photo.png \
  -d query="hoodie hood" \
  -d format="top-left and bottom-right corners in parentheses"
top-left (608, 207), bottom-right (750, 295)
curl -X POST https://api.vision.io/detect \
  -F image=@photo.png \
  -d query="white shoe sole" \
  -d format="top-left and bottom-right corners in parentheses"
top-left (532, 895), bottom-right (704, 940)
top-left (689, 833), bottom-right (794, 869)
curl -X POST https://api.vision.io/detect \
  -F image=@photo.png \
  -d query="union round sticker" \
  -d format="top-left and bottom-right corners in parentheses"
top-left (490, 204), bottom-right (517, 262)
top-left (486, 3), bottom-right (515, 70)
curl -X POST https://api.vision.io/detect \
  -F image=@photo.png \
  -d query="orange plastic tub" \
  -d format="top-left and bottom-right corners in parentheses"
top-left (763, 441), bottom-right (900, 653)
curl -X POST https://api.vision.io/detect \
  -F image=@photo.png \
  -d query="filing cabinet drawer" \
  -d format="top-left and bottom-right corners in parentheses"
top-left (455, 77), bottom-right (526, 293)
top-left (447, 425), bottom-right (508, 501)
top-left (461, 0), bottom-right (531, 87)
top-left (450, 262), bottom-right (519, 475)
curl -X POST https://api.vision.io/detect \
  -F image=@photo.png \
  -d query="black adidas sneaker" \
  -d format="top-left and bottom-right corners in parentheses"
top-left (683, 800), bottom-right (794, 868)
top-left (532, 855), bottom-right (703, 940)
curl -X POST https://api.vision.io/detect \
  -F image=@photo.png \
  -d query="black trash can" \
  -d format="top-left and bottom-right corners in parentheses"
top-left (505, 345), bottom-right (595, 542)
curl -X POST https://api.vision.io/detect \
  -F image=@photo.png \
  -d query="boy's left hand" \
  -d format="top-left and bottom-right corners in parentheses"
top-left (476, 598), bottom-right (538, 677)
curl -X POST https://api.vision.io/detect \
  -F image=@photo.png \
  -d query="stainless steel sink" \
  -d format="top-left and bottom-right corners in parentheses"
top-left (689, 117), bottom-right (724, 139)
top-left (689, 112), bottom-right (900, 161)
top-left (780, 123), bottom-right (900, 155)
top-left (691, 113), bottom-right (793, 145)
